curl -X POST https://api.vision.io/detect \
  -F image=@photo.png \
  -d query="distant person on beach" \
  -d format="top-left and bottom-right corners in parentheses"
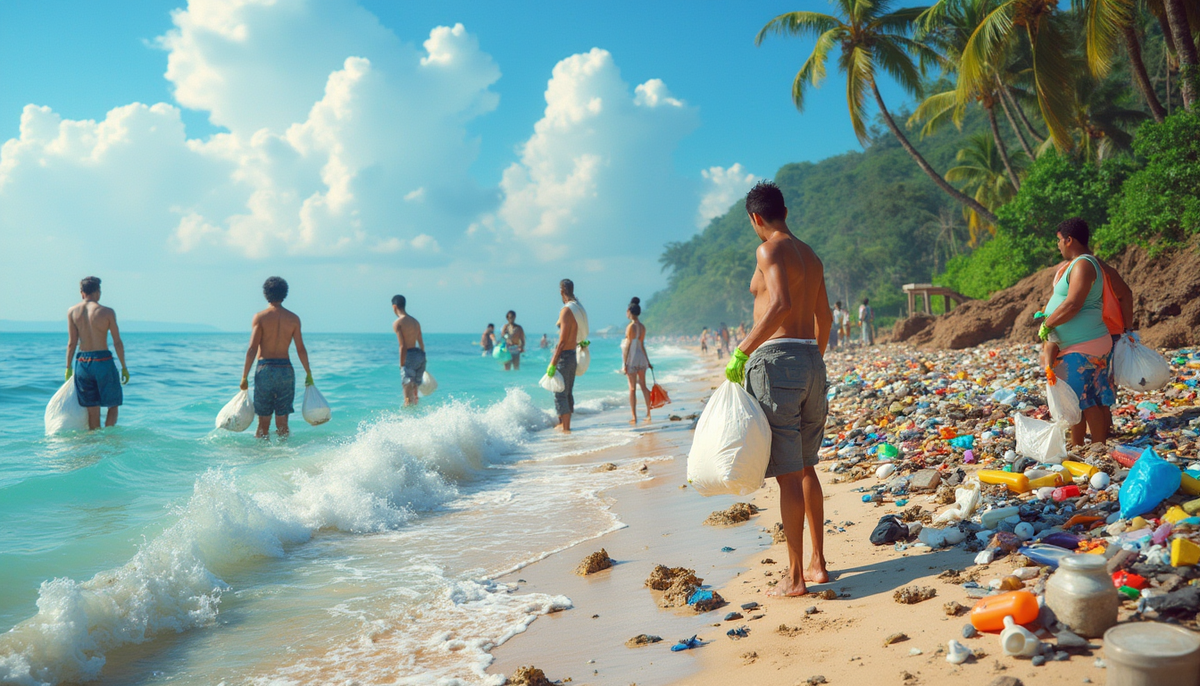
top-left (718, 323), bottom-right (730, 356)
top-left (858, 298), bottom-right (875, 346)
top-left (501, 311), bottom-right (525, 371)
top-left (547, 279), bottom-right (586, 433)
top-left (393, 295), bottom-right (426, 407)
top-left (621, 297), bottom-right (654, 424)
top-left (240, 277), bottom-right (313, 439)
top-left (480, 324), bottom-right (495, 357)
top-left (700, 327), bottom-right (710, 354)
top-left (539, 333), bottom-right (549, 349)
top-left (725, 181), bottom-right (832, 597)
top-left (66, 276), bottom-right (129, 430)
top-left (830, 301), bottom-right (846, 350)
top-left (1038, 218), bottom-right (1117, 445)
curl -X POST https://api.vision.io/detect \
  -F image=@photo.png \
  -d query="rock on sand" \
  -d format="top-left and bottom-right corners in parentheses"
top-left (574, 548), bottom-right (613, 576)
top-left (704, 502), bottom-right (760, 526)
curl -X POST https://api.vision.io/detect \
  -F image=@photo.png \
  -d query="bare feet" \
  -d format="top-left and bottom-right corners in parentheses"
top-left (767, 577), bottom-right (807, 597)
top-left (804, 562), bottom-right (830, 584)
top-left (644, 414), bottom-right (652, 423)
top-left (629, 419), bottom-right (638, 426)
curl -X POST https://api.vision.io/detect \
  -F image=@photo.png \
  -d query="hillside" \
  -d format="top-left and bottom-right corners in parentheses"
top-left (644, 110), bottom-right (993, 335)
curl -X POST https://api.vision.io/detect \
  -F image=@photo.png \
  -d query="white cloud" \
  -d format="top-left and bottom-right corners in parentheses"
top-left (492, 48), bottom-right (697, 262)
top-left (697, 163), bottom-right (757, 229)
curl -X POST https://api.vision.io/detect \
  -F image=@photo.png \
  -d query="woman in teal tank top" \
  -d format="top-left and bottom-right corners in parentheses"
top-left (1039, 218), bottom-right (1116, 446)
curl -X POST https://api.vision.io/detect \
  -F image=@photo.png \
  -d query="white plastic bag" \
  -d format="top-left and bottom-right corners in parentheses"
top-left (302, 385), bottom-right (331, 426)
top-left (686, 381), bottom-right (771, 496)
top-left (44, 380), bottom-right (88, 436)
top-left (539, 372), bottom-right (566, 393)
top-left (1046, 377), bottom-right (1081, 426)
top-left (1014, 413), bottom-right (1068, 463)
top-left (215, 390), bottom-right (255, 432)
top-left (575, 344), bottom-right (590, 376)
top-left (419, 371), bottom-right (438, 396)
top-left (1112, 332), bottom-right (1171, 392)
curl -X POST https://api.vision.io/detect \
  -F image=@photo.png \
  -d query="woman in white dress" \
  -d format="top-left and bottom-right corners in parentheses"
top-left (621, 297), bottom-right (653, 424)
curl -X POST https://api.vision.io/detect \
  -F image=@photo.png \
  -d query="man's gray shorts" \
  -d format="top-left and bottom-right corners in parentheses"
top-left (744, 341), bottom-right (828, 478)
top-left (402, 347), bottom-right (426, 386)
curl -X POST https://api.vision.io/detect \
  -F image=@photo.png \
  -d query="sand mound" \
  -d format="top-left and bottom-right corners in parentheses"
top-left (574, 549), bottom-right (613, 575)
top-left (645, 565), bottom-right (702, 591)
top-left (507, 665), bottom-right (553, 686)
top-left (704, 502), bottom-right (760, 526)
top-left (893, 585), bottom-right (937, 604)
top-left (625, 634), bottom-right (663, 648)
top-left (892, 237), bottom-right (1200, 350)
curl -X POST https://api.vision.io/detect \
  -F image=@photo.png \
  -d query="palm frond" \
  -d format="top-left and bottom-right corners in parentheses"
top-left (908, 90), bottom-right (966, 137)
top-left (1073, 0), bottom-right (1133, 77)
top-left (756, 11), bottom-right (842, 46)
top-left (958, 0), bottom-right (1017, 104)
top-left (1026, 13), bottom-right (1078, 151)
top-left (842, 45), bottom-right (876, 145)
top-left (874, 37), bottom-right (926, 97)
top-left (792, 28), bottom-right (842, 111)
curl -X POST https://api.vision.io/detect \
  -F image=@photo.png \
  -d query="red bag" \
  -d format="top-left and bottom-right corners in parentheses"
top-left (648, 370), bottom-right (670, 409)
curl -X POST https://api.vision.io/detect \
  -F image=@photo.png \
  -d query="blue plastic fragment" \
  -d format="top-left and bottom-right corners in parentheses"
top-left (687, 589), bottom-right (714, 606)
top-left (671, 635), bottom-right (701, 652)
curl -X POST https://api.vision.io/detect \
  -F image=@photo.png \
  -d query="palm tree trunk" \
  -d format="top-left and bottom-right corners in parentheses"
top-left (1164, 0), bottom-right (1198, 110)
top-left (996, 80), bottom-right (1036, 159)
top-left (987, 104), bottom-right (1021, 191)
top-left (869, 81), bottom-right (1000, 225)
top-left (1005, 86), bottom-right (1046, 144)
top-left (1124, 25), bottom-right (1167, 122)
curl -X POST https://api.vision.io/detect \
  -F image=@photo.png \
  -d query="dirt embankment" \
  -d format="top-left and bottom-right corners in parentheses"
top-left (892, 238), bottom-right (1200, 350)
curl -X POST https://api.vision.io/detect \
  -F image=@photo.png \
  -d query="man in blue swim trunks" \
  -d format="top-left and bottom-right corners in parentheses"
top-left (240, 277), bottom-right (314, 439)
top-left (66, 276), bottom-right (130, 429)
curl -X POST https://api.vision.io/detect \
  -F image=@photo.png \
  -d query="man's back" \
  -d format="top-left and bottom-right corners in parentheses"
top-left (396, 315), bottom-right (422, 349)
top-left (69, 301), bottom-right (115, 352)
top-left (751, 235), bottom-right (824, 340)
top-left (255, 306), bottom-right (301, 359)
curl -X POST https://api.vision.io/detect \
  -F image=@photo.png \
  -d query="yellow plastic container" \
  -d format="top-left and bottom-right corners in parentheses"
top-left (978, 470), bottom-right (1031, 494)
top-left (1027, 473), bottom-right (1067, 490)
top-left (1171, 538), bottom-right (1200, 567)
top-left (1181, 473), bottom-right (1200, 496)
top-left (1165, 506), bottom-right (1191, 524)
top-left (1183, 498), bottom-right (1200, 516)
top-left (1062, 461), bottom-right (1099, 480)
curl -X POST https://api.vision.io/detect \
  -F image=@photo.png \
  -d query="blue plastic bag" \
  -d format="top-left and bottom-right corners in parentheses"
top-left (948, 435), bottom-right (975, 449)
top-left (1119, 449), bottom-right (1181, 519)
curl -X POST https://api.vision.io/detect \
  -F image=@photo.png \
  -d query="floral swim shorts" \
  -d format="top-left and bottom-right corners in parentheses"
top-left (1054, 352), bottom-right (1116, 411)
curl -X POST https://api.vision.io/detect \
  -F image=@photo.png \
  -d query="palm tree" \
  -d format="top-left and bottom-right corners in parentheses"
top-left (1160, 0), bottom-right (1198, 110)
top-left (925, 0), bottom-right (1079, 151)
top-left (1074, 0), bottom-right (1166, 121)
top-left (1071, 70), bottom-right (1150, 161)
top-left (945, 132), bottom-right (1027, 243)
top-left (757, 0), bottom-right (1000, 225)
top-left (923, 206), bottom-right (968, 273)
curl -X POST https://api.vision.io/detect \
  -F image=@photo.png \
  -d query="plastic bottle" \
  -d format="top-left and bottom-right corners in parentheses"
top-left (1110, 444), bottom-right (1142, 468)
top-left (1027, 472), bottom-right (1067, 490)
top-left (1000, 616), bottom-right (1041, 656)
top-left (979, 505), bottom-right (1021, 529)
top-left (1052, 485), bottom-right (1081, 502)
top-left (1182, 473), bottom-right (1200, 496)
top-left (1062, 460), bottom-right (1099, 480)
top-left (970, 590), bottom-right (1039, 631)
top-left (978, 470), bottom-right (1031, 494)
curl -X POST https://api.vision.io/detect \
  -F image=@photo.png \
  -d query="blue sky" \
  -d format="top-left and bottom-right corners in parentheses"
top-left (0, 0), bottom-right (915, 333)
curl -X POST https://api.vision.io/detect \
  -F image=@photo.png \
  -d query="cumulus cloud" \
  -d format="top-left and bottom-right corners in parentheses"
top-left (492, 48), bottom-right (697, 261)
top-left (697, 163), bottom-right (757, 229)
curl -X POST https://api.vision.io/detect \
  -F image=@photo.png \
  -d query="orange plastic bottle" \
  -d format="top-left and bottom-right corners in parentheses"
top-left (978, 470), bottom-right (1031, 494)
top-left (970, 591), bottom-right (1040, 632)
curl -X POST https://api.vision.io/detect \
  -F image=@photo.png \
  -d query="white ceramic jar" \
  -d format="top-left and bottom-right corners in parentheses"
top-left (1045, 554), bottom-right (1119, 638)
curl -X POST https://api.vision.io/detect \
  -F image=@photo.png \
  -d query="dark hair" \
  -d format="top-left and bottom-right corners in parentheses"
top-left (80, 276), bottom-right (101, 295)
top-left (263, 276), bottom-right (288, 303)
top-left (835, 300), bottom-right (842, 308)
top-left (506, 310), bottom-right (516, 319)
top-left (862, 298), bottom-right (869, 305)
top-left (628, 297), bottom-right (641, 317)
top-left (560, 278), bottom-right (575, 298)
top-left (1056, 217), bottom-right (1090, 246)
top-left (487, 323), bottom-right (494, 329)
top-left (745, 181), bottom-right (787, 223)
top-left (391, 294), bottom-right (406, 310)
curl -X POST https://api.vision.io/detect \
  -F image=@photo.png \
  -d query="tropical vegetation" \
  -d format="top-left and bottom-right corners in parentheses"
top-left (643, 0), bottom-right (1199, 333)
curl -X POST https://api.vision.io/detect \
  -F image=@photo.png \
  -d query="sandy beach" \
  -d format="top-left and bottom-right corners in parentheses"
top-left (492, 345), bottom-right (1121, 686)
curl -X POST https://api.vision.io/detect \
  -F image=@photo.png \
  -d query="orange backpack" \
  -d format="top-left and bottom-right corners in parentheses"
top-left (1053, 256), bottom-right (1124, 335)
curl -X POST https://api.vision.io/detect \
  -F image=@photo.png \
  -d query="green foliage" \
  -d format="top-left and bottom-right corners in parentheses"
top-left (1098, 113), bottom-right (1200, 254)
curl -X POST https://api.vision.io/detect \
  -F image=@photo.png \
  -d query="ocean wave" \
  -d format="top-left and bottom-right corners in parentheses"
top-left (0, 389), bottom-right (552, 686)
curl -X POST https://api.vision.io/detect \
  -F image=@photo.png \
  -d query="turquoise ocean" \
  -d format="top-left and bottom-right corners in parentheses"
top-left (0, 332), bottom-right (700, 685)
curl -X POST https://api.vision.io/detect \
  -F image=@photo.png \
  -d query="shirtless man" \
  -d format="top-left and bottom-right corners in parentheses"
top-left (547, 279), bottom-right (583, 433)
top-left (66, 276), bottom-right (129, 429)
top-left (239, 277), bottom-right (313, 439)
top-left (393, 295), bottom-right (425, 406)
top-left (725, 181), bottom-right (833, 597)
top-left (502, 310), bottom-right (525, 371)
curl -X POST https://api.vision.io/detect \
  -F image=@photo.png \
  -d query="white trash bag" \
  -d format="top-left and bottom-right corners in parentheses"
top-left (419, 371), bottom-right (438, 396)
top-left (45, 380), bottom-right (89, 436)
top-left (686, 381), bottom-right (771, 496)
top-left (539, 371), bottom-right (566, 393)
top-left (302, 385), bottom-right (332, 426)
top-left (1014, 413), bottom-right (1068, 463)
top-left (575, 344), bottom-right (591, 376)
top-left (1046, 377), bottom-right (1081, 426)
top-left (215, 390), bottom-right (255, 432)
top-left (1112, 332), bottom-right (1171, 392)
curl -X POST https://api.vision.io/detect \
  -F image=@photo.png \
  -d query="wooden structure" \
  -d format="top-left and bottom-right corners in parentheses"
top-left (902, 283), bottom-right (970, 316)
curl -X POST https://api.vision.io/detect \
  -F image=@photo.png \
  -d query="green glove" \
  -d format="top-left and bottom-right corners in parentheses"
top-left (65, 368), bottom-right (72, 382)
top-left (546, 363), bottom-right (557, 378)
top-left (1038, 323), bottom-right (1054, 342)
top-left (725, 348), bottom-right (750, 384)
top-left (121, 367), bottom-right (130, 385)
top-left (578, 340), bottom-right (590, 348)
top-left (305, 372), bottom-right (314, 387)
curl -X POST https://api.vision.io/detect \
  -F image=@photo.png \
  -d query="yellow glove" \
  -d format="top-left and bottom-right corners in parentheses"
top-left (65, 368), bottom-right (73, 382)
top-left (121, 368), bottom-right (130, 385)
